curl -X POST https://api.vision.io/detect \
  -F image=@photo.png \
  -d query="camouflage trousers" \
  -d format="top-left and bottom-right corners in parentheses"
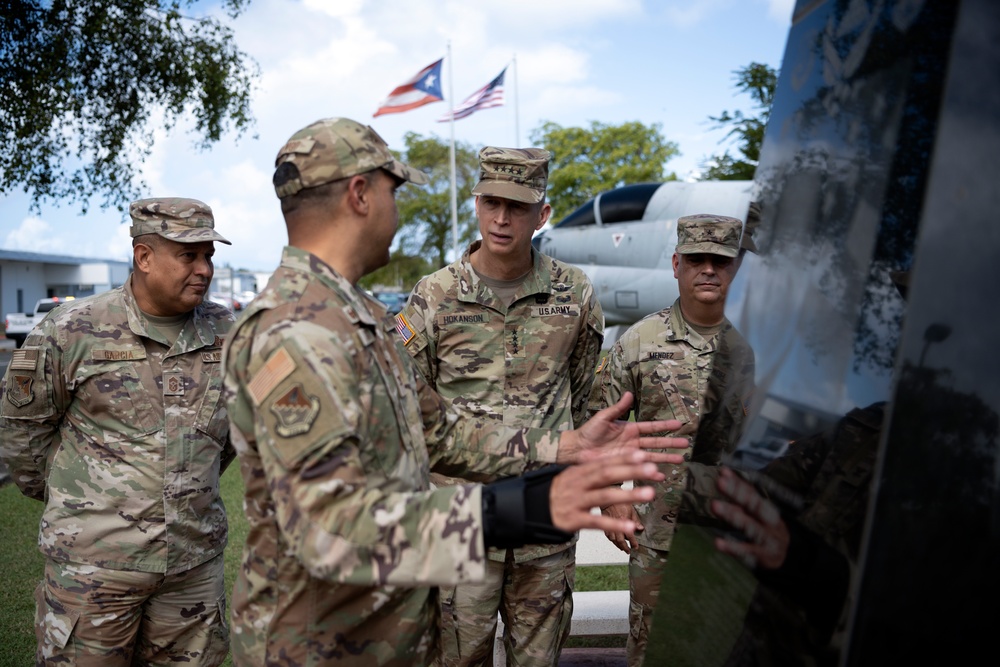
top-left (35, 554), bottom-right (229, 666)
top-left (626, 543), bottom-right (670, 667)
top-left (438, 547), bottom-right (576, 667)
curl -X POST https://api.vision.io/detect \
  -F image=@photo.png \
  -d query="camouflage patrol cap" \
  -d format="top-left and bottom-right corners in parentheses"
top-left (675, 214), bottom-right (743, 258)
top-left (129, 198), bottom-right (231, 245)
top-left (273, 117), bottom-right (428, 198)
top-left (471, 146), bottom-right (550, 204)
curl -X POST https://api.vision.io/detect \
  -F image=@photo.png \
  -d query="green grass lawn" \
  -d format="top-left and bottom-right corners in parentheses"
top-left (0, 469), bottom-right (249, 667)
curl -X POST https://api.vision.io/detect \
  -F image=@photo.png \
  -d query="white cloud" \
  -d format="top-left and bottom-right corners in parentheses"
top-left (107, 223), bottom-right (134, 262)
top-left (768, 0), bottom-right (796, 23)
top-left (5, 217), bottom-right (67, 254)
top-left (302, 0), bottom-right (365, 19)
top-left (197, 159), bottom-right (286, 270)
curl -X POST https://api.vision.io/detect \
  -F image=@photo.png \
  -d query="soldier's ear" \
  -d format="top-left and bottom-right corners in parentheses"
top-left (536, 203), bottom-right (551, 230)
top-left (133, 242), bottom-right (154, 273)
top-left (345, 173), bottom-right (373, 216)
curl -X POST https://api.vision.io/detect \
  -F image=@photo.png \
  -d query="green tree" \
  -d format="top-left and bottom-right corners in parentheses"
top-left (359, 250), bottom-right (435, 294)
top-left (529, 120), bottom-right (680, 222)
top-left (0, 0), bottom-right (258, 212)
top-left (393, 132), bottom-right (480, 269)
top-left (700, 62), bottom-right (778, 181)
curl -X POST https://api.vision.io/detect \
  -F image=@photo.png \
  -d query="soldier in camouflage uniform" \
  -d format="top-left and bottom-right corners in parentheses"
top-left (0, 198), bottom-right (235, 666)
top-left (591, 214), bottom-right (756, 667)
top-left (400, 146), bottom-right (604, 666)
top-left (222, 117), bottom-right (690, 667)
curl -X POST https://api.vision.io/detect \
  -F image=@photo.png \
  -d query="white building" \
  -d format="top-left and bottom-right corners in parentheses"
top-left (0, 249), bottom-right (131, 316)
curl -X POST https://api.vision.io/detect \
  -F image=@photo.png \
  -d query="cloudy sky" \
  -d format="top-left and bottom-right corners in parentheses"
top-left (0, 0), bottom-right (794, 272)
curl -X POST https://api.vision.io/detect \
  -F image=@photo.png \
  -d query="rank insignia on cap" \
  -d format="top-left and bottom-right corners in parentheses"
top-left (395, 313), bottom-right (416, 346)
top-left (270, 383), bottom-right (320, 437)
top-left (6, 375), bottom-right (34, 408)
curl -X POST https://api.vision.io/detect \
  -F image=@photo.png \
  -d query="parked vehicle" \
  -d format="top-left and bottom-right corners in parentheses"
top-left (4, 297), bottom-right (74, 348)
top-left (208, 291), bottom-right (257, 312)
top-left (373, 291), bottom-right (408, 315)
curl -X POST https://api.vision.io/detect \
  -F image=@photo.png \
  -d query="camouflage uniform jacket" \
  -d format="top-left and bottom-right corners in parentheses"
top-left (593, 299), bottom-right (754, 549)
top-left (0, 277), bottom-right (234, 575)
top-left (222, 246), bottom-right (564, 667)
top-left (400, 241), bottom-right (604, 563)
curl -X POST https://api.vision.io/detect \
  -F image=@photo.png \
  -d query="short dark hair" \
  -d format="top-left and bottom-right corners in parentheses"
top-left (132, 233), bottom-right (164, 250)
top-left (277, 165), bottom-right (373, 217)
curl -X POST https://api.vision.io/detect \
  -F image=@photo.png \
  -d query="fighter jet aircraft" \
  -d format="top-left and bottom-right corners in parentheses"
top-left (531, 180), bottom-right (753, 329)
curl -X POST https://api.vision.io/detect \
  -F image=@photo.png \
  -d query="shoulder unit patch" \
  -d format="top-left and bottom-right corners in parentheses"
top-left (270, 383), bottom-right (320, 437)
top-left (6, 374), bottom-right (34, 407)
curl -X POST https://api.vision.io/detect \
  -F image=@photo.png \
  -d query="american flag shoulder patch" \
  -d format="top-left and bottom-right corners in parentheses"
top-left (395, 313), bottom-right (416, 346)
top-left (10, 348), bottom-right (39, 371)
top-left (249, 347), bottom-right (296, 406)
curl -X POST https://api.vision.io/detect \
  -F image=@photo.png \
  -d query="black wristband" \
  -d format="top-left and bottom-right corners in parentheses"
top-left (481, 465), bottom-right (574, 549)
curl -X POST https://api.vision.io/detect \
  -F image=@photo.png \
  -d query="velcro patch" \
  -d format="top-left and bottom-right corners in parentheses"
top-left (92, 348), bottom-right (146, 361)
top-left (395, 313), bottom-right (416, 346)
top-left (6, 374), bottom-right (34, 407)
top-left (164, 369), bottom-right (185, 396)
top-left (202, 351), bottom-right (222, 363)
top-left (270, 384), bottom-right (320, 437)
top-left (439, 313), bottom-right (488, 326)
top-left (249, 348), bottom-right (296, 406)
top-left (647, 351), bottom-right (678, 361)
top-left (9, 348), bottom-right (39, 371)
top-left (530, 304), bottom-right (580, 317)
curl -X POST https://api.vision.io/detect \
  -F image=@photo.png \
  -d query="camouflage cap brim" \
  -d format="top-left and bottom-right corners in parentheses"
top-left (131, 221), bottom-right (231, 245)
top-left (676, 241), bottom-right (739, 257)
top-left (163, 227), bottom-right (232, 245)
top-left (471, 180), bottom-right (544, 204)
top-left (383, 157), bottom-right (430, 186)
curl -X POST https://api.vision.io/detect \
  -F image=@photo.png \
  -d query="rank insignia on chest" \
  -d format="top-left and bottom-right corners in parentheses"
top-left (270, 383), bottom-right (320, 437)
top-left (163, 369), bottom-right (185, 396)
top-left (6, 374), bottom-right (34, 407)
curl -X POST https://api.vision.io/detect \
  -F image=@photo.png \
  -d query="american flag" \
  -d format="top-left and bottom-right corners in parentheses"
top-left (437, 67), bottom-right (506, 122)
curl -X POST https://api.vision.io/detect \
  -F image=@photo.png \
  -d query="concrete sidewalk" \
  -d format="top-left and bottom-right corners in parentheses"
top-left (559, 648), bottom-right (627, 666)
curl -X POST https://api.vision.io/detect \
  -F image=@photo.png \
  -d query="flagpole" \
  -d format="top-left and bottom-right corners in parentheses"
top-left (446, 42), bottom-right (459, 263)
top-left (513, 54), bottom-right (520, 146)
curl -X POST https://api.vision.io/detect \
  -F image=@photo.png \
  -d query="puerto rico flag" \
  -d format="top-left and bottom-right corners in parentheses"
top-left (437, 67), bottom-right (506, 122)
top-left (373, 58), bottom-right (444, 117)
